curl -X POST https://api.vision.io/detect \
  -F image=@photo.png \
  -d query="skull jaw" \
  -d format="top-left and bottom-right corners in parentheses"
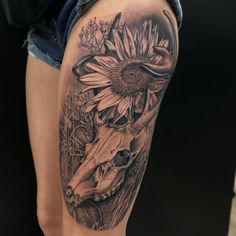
top-left (65, 166), bottom-right (127, 207)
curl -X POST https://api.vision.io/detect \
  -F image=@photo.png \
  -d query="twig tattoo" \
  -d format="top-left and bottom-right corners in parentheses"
top-left (60, 10), bottom-right (177, 230)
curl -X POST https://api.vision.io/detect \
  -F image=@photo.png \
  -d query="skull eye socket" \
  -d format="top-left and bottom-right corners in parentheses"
top-left (113, 149), bottom-right (131, 167)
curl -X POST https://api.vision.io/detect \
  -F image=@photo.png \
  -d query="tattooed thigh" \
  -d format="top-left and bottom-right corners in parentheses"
top-left (59, 2), bottom-right (178, 231)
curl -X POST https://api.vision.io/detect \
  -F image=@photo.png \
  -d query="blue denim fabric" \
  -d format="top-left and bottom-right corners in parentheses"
top-left (26, 0), bottom-right (182, 69)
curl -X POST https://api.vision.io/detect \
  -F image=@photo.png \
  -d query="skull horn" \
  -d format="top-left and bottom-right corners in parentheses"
top-left (141, 47), bottom-right (174, 76)
top-left (72, 54), bottom-right (94, 77)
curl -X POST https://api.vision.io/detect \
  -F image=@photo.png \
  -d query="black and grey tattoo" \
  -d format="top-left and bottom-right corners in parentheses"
top-left (60, 10), bottom-right (177, 230)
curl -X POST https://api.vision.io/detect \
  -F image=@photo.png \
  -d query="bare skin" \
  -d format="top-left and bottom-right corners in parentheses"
top-left (26, 0), bottom-right (178, 236)
top-left (26, 56), bottom-right (62, 236)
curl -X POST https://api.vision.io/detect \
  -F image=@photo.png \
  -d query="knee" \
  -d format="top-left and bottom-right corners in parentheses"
top-left (37, 208), bottom-right (62, 235)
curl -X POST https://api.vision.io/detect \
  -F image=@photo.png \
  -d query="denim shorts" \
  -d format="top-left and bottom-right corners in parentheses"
top-left (26, 0), bottom-right (183, 69)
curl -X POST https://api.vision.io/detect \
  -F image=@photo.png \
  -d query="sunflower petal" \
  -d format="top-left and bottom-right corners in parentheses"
top-left (133, 29), bottom-right (139, 54)
top-left (140, 21), bottom-right (148, 55)
top-left (153, 25), bottom-right (159, 46)
top-left (97, 94), bottom-right (123, 111)
top-left (113, 29), bottom-right (127, 61)
top-left (159, 38), bottom-right (164, 47)
top-left (147, 20), bottom-right (152, 40)
top-left (79, 73), bottom-right (111, 86)
top-left (127, 104), bottom-right (133, 123)
top-left (81, 84), bottom-right (110, 93)
top-left (147, 37), bottom-right (154, 56)
top-left (105, 106), bottom-right (117, 120)
top-left (146, 20), bottom-right (153, 55)
top-left (94, 56), bottom-right (118, 69)
top-left (149, 92), bottom-right (158, 108)
top-left (85, 104), bottom-right (97, 113)
top-left (117, 96), bottom-right (132, 115)
top-left (85, 87), bottom-right (113, 112)
top-left (151, 55), bottom-right (162, 64)
top-left (148, 79), bottom-right (166, 93)
top-left (133, 93), bottom-right (145, 113)
top-left (123, 24), bottom-right (136, 58)
top-left (89, 87), bottom-right (113, 104)
top-left (86, 62), bottom-right (112, 77)
top-left (105, 40), bottom-right (116, 51)
top-left (147, 24), bottom-right (159, 56)
top-left (163, 40), bottom-right (169, 48)
top-left (159, 38), bottom-right (169, 48)
top-left (113, 96), bottom-right (132, 123)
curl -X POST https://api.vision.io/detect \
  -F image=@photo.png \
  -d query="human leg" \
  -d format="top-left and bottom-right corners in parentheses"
top-left (57, 0), bottom-right (179, 235)
top-left (26, 55), bottom-right (62, 236)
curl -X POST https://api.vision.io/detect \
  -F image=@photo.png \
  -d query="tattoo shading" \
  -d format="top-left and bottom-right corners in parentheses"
top-left (60, 10), bottom-right (177, 230)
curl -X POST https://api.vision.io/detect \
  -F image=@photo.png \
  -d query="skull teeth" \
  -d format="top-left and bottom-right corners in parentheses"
top-left (94, 196), bottom-right (100, 202)
top-left (93, 184), bottom-right (122, 202)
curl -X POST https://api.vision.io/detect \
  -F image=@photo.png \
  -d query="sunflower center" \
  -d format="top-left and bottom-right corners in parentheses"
top-left (111, 63), bottom-right (152, 96)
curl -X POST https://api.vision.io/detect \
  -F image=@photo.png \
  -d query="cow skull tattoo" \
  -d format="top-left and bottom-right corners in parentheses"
top-left (60, 10), bottom-right (177, 230)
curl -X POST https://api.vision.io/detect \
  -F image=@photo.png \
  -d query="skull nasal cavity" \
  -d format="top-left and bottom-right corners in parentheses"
top-left (114, 149), bottom-right (131, 167)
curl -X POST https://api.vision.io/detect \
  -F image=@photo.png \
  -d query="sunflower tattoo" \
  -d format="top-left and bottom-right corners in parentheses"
top-left (73, 12), bottom-right (175, 127)
top-left (60, 10), bottom-right (177, 230)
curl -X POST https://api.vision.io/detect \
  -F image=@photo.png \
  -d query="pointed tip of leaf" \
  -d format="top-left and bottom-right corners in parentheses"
top-left (108, 12), bottom-right (122, 40)
top-left (113, 12), bottom-right (122, 28)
